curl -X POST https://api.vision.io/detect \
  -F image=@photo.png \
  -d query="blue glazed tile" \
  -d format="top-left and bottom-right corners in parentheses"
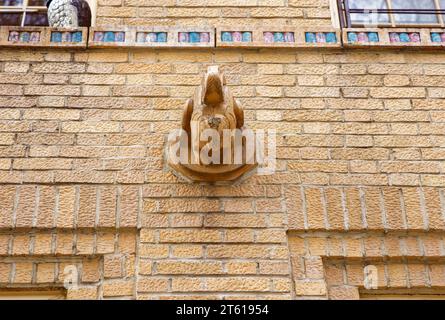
top-left (189, 32), bottom-right (200, 43)
top-left (431, 32), bottom-right (442, 42)
top-left (20, 32), bottom-right (30, 42)
top-left (72, 31), bottom-right (83, 42)
top-left (305, 32), bottom-right (316, 43)
top-left (326, 32), bottom-right (337, 43)
top-left (368, 32), bottom-right (379, 42)
top-left (399, 32), bottom-right (410, 43)
top-left (347, 32), bottom-right (358, 43)
top-left (222, 32), bottom-right (233, 42)
top-left (274, 32), bottom-right (284, 42)
top-left (51, 32), bottom-right (62, 43)
top-left (157, 32), bottom-right (167, 42)
top-left (222, 32), bottom-right (232, 42)
top-left (104, 31), bottom-right (116, 42)
top-left (242, 32), bottom-right (252, 42)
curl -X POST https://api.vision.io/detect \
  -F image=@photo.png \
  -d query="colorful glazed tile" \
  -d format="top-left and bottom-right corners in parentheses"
top-left (147, 32), bottom-right (157, 42)
top-left (357, 32), bottom-right (368, 43)
top-left (62, 31), bottom-right (72, 42)
top-left (157, 32), bottom-right (167, 43)
top-left (104, 31), bottom-right (116, 42)
top-left (189, 32), bottom-right (201, 43)
top-left (136, 32), bottom-right (146, 43)
top-left (389, 32), bottom-right (400, 43)
top-left (274, 32), bottom-right (284, 42)
top-left (441, 33), bottom-right (445, 42)
top-left (264, 32), bottom-right (274, 43)
top-left (431, 32), bottom-right (442, 43)
top-left (347, 32), bottom-right (358, 43)
top-left (316, 32), bottom-right (326, 43)
top-left (93, 32), bottom-right (104, 42)
top-left (368, 32), bottom-right (379, 42)
top-left (242, 32), bottom-right (252, 42)
top-left (8, 31), bottom-right (19, 42)
top-left (20, 32), bottom-right (30, 42)
top-left (72, 31), bottom-right (82, 42)
top-left (284, 32), bottom-right (295, 43)
top-left (178, 32), bottom-right (189, 43)
top-left (305, 32), bottom-right (316, 43)
top-left (232, 31), bottom-right (242, 42)
top-left (200, 32), bottom-right (210, 43)
top-left (409, 32), bottom-right (420, 43)
top-left (399, 32), bottom-right (410, 43)
top-left (51, 32), bottom-right (62, 43)
top-left (29, 32), bottom-right (40, 42)
top-left (222, 32), bottom-right (232, 42)
top-left (326, 32), bottom-right (337, 43)
top-left (115, 32), bottom-right (125, 42)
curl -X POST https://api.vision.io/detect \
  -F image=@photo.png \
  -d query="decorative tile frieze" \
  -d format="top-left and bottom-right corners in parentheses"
top-left (2, 26), bottom-right (445, 50)
top-left (0, 26), bottom-right (87, 48)
top-left (89, 27), bottom-right (214, 48)
top-left (173, 27), bottom-right (214, 48)
top-left (88, 27), bottom-right (131, 47)
top-left (47, 27), bottom-right (88, 48)
top-left (216, 27), bottom-right (341, 48)
top-left (304, 30), bottom-right (338, 45)
top-left (135, 28), bottom-right (170, 46)
top-left (428, 29), bottom-right (445, 46)
top-left (343, 28), bottom-right (444, 48)
top-left (0, 26), bottom-right (44, 47)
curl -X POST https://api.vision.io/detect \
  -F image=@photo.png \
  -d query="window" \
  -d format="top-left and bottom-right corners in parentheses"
top-left (0, 0), bottom-right (96, 26)
top-left (0, 0), bottom-right (48, 26)
top-left (338, 0), bottom-right (445, 27)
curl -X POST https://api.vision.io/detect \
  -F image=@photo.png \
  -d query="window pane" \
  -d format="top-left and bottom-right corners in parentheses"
top-left (349, 0), bottom-right (390, 25)
top-left (392, 0), bottom-right (438, 24)
top-left (0, 13), bottom-right (22, 25)
top-left (0, 0), bottom-right (23, 6)
top-left (24, 12), bottom-right (48, 26)
top-left (28, 0), bottom-right (46, 6)
top-left (440, 0), bottom-right (445, 21)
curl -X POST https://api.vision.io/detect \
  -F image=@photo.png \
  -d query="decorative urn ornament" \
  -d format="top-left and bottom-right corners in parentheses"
top-left (46, 0), bottom-right (92, 28)
top-left (167, 66), bottom-right (258, 183)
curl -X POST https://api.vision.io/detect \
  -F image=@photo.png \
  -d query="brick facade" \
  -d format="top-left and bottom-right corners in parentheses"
top-left (0, 0), bottom-right (444, 299)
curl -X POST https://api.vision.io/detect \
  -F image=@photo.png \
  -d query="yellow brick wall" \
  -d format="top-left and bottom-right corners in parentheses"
top-left (95, 0), bottom-right (333, 27)
top-left (0, 47), bottom-right (443, 299)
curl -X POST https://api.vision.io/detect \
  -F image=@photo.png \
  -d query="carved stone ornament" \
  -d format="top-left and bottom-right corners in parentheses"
top-left (166, 66), bottom-right (257, 183)
top-left (46, 0), bottom-right (92, 28)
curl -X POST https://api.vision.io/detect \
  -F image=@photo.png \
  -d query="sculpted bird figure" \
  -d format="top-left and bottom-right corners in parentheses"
top-left (182, 65), bottom-right (245, 155)
top-left (167, 66), bottom-right (257, 183)
top-left (46, 0), bottom-right (92, 28)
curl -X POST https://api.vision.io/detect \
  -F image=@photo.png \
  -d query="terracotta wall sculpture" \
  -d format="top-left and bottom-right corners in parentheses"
top-left (167, 66), bottom-right (257, 183)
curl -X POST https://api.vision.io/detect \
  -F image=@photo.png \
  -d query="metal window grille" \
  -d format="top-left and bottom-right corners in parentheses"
top-left (338, 0), bottom-right (445, 28)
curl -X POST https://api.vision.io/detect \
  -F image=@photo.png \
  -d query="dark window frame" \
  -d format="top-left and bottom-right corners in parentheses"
top-left (338, 0), bottom-right (445, 28)
top-left (0, 0), bottom-right (48, 26)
